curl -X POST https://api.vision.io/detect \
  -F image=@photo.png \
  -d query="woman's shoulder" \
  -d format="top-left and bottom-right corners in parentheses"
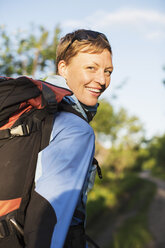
top-left (51, 111), bottom-right (94, 138)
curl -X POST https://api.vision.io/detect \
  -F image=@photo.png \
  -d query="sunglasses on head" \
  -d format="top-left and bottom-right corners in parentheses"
top-left (64, 30), bottom-right (108, 54)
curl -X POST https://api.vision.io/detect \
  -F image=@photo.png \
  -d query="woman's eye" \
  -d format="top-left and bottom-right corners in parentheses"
top-left (105, 70), bottom-right (112, 76)
top-left (87, 66), bottom-right (95, 71)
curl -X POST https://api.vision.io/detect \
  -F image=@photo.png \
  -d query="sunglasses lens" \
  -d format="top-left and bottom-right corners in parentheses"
top-left (65, 30), bottom-right (108, 53)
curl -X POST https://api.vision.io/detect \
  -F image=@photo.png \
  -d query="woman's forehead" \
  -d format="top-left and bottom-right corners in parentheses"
top-left (69, 49), bottom-right (112, 66)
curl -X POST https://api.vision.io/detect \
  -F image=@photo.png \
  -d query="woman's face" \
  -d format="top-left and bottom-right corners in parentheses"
top-left (58, 49), bottom-right (113, 106)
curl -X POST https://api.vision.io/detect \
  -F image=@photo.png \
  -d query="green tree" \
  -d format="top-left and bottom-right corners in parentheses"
top-left (0, 25), bottom-right (61, 77)
top-left (0, 26), bottom-right (15, 75)
top-left (149, 135), bottom-right (165, 168)
top-left (91, 99), bottom-right (143, 145)
top-left (91, 100), bottom-right (128, 142)
top-left (134, 134), bottom-right (165, 174)
top-left (91, 99), bottom-right (144, 172)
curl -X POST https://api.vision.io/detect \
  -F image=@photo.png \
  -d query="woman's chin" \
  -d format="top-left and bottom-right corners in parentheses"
top-left (80, 99), bottom-right (98, 107)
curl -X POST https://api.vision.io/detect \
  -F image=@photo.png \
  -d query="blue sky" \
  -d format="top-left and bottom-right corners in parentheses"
top-left (1, 0), bottom-right (165, 139)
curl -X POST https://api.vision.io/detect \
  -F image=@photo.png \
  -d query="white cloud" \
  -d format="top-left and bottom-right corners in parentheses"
top-left (61, 8), bottom-right (165, 40)
top-left (146, 30), bottom-right (165, 40)
top-left (99, 9), bottom-right (165, 26)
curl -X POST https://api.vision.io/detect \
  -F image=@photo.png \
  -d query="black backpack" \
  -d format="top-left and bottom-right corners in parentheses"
top-left (0, 76), bottom-right (73, 247)
top-left (0, 76), bottom-right (101, 248)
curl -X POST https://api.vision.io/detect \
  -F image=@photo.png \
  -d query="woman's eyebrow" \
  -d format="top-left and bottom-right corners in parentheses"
top-left (89, 62), bottom-right (113, 70)
top-left (106, 66), bottom-right (113, 70)
top-left (90, 62), bottom-right (99, 66)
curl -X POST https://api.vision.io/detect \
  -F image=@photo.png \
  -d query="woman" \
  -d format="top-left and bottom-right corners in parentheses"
top-left (24, 29), bottom-right (113, 248)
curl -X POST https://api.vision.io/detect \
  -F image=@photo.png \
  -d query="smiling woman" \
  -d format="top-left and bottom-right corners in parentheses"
top-left (58, 50), bottom-right (113, 106)
top-left (57, 29), bottom-right (113, 106)
top-left (23, 29), bottom-right (113, 248)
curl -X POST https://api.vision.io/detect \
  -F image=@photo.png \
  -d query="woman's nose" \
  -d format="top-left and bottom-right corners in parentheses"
top-left (95, 71), bottom-right (106, 85)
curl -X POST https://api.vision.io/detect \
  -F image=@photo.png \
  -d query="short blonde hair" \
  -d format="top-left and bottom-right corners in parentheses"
top-left (56, 29), bottom-right (112, 74)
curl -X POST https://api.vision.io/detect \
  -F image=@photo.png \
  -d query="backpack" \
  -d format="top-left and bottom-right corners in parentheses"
top-left (0, 76), bottom-right (101, 248)
top-left (0, 76), bottom-right (72, 247)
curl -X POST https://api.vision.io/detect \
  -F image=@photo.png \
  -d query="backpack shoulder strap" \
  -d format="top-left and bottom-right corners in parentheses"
top-left (17, 112), bottom-right (55, 226)
top-left (40, 113), bottom-right (55, 151)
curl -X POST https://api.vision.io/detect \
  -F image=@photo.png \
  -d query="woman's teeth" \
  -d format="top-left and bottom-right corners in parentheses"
top-left (87, 88), bottom-right (101, 93)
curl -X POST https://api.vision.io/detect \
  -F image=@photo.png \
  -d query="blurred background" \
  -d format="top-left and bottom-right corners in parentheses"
top-left (1, 0), bottom-right (165, 247)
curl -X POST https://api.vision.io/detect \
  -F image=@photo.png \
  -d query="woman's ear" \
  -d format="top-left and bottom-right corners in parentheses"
top-left (58, 60), bottom-right (67, 78)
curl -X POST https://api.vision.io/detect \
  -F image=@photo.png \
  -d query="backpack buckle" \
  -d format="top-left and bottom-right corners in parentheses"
top-left (10, 124), bottom-right (30, 137)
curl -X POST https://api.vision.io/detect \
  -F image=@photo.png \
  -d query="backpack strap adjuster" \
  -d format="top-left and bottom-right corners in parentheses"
top-left (0, 124), bottom-right (30, 140)
top-left (10, 124), bottom-right (30, 137)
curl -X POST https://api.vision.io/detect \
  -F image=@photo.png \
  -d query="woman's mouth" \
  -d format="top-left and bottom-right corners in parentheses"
top-left (86, 87), bottom-right (102, 97)
top-left (86, 87), bottom-right (101, 93)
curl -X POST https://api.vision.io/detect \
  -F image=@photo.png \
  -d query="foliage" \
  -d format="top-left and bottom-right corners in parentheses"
top-left (87, 172), bottom-right (143, 223)
top-left (151, 166), bottom-right (165, 180)
top-left (104, 145), bottom-right (139, 174)
top-left (91, 100), bottom-right (119, 139)
top-left (111, 214), bottom-right (152, 248)
top-left (0, 25), bottom-right (61, 77)
top-left (91, 99), bottom-right (144, 173)
top-left (149, 135), bottom-right (165, 179)
top-left (110, 179), bottom-right (156, 248)
top-left (142, 158), bottom-right (155, 170)
top-left (87, 172), bottom-right (156, 248)
top-left (91, 100), bottom-right (143, 145)
top-left (134, 134), bottom-right (165, 176)
top-left (149, 134), bottom-right (165, 168)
